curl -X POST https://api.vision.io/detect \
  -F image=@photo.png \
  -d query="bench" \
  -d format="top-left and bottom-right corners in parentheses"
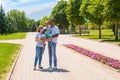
top-left (81, 30), bottom-right (90, 34)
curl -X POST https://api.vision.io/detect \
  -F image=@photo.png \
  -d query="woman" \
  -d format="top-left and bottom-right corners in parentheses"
top-left (34, 25), bottom-right (45, 70)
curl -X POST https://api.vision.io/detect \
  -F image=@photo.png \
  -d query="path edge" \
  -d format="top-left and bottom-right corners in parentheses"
top-left (6, 45), bottom-right (23, 80)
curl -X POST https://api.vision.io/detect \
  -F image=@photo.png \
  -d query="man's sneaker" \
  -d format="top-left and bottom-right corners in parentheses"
top-left (47, 66), bottom-right (52, 70)
top-left (53, 67), bottom-right (57, 70)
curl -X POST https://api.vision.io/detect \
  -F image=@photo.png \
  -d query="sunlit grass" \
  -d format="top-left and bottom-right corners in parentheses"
top-left (0, 32), bottom-right (27, 40)
top-left (0, 43), bottom-right (21, 80)
top-left (77, 29), bottom-right (120, 44)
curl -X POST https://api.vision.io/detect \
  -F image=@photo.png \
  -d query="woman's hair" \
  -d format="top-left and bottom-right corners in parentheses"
top-left (37, 25), bottom-right (43, 32)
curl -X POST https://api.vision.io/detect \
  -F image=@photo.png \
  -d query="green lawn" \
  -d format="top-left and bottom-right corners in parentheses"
top-left (0, 32), bottom-right (27, 40)
top-left (0, 43), bottom-right (21, 80)
top-left (77, 29), bottom-right (120, 45)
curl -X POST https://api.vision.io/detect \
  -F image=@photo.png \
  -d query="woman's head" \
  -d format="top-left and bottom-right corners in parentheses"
top-left (37, 25), bottom-right (43, 32)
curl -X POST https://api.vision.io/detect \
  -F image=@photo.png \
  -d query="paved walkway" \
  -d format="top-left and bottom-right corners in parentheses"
top-left (59, 35), bottom-right (120, 60)
top-left (1, 32), bottom-right (120, 80)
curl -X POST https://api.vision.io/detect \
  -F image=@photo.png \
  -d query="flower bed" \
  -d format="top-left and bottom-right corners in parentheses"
top-left (63, 44), bottom-right (120, 69)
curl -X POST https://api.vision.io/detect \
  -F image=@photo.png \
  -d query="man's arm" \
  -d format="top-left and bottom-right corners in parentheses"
top-left (51, 34), bottom-right (59, 38)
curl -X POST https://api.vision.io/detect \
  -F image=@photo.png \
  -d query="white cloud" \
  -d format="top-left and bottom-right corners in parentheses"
top-left (0, 0), bottom-right (58, 20)
top-left (18, 0), bottom-right (37, 4)
top-left (21, 2), bottom-right (57, 15)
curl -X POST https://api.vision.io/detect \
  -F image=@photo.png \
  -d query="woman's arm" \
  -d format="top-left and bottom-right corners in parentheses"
top-left (35, 36), bottom-right (45, 43)
top-left (35, 37), bottom-right (40, 42)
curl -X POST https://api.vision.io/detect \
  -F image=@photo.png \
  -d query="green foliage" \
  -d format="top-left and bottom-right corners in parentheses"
top-left (0, 43), bottom-right (21, 80)
top-left (40, 16), bottom-right (49, 26)
top-left (104, 0), bottom-right (120, 40)
top-left (7, 9), bottom-right (28, 32)
top-left (26, 18), bottom-right (38, 32)
top-left (50, 0), bottom-right (69, 30)
top-left (0, 5), bottom-right (43, 34)
top-left (104, 0), bottom-right (120, 21)
top-left (80, 0), bottom-right (91, 21)
top-left (87, 0), bottom-right (105, 24)
top-left (0, 5), bottom-right (8, 35)
top-left (80, 0), bottom-right (105, 38)
top-left (66, 0), bottom-right (84, 25)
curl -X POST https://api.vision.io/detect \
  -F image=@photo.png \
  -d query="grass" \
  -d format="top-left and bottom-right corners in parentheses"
top-left (76, 29), bottom-right (120, 45)
top-left (0, 43), bottom-right (21, 80)
top-left (0, 32), bottom-right (27, 40)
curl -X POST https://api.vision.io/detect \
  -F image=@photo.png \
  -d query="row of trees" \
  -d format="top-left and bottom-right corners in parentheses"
top-left (0, 5), bottom-right (40, 35)
top-left (80, 0), bottom-right (120, 40)
top-left (40, 0), bottom-right (120, 40)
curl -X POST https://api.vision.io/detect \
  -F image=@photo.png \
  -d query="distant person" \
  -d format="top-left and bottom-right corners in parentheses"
top-left (34, 25), bottom-right (45, 70)
top-left (48, 19), bottom-right (60, 70)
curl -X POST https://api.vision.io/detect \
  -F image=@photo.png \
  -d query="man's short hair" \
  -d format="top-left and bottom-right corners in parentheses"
top-left (49, 19), bottom-right (55, 23)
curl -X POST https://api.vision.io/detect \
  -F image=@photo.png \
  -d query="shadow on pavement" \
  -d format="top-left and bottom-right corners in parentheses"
top-left (118, 44), bottom-right (120, 46)
top-left (36, 68), bottom-right (70, 73)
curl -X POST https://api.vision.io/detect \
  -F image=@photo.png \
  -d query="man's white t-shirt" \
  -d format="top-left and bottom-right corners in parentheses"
top-left (50, 26), bottom-right (60, 43)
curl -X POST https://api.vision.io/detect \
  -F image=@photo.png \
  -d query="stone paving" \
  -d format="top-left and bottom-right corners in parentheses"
top-left (1, 33), bottom-right (120, 80)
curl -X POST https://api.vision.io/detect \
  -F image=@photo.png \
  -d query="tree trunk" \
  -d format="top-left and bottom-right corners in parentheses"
top-left (112, 24), bottom-right (115, 36)
top-left (63, 26), bottom-right (65, 34)
top-left (115, 20), bottom-right (118, 40)
top-left (98, 24), bottom-right (101, 38)
top-left (79, 25), bottom-right (81, 36)
top-left (66, 27), bottom-right (69, 34)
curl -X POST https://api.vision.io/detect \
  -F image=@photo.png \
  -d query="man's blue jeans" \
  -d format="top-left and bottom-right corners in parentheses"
top-left (48, 42), bottom-right (57, 67)
top-left (34, 46), bottom-right (44, 67)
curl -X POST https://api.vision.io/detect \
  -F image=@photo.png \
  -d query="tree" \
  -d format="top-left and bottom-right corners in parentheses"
top-left (25, 18), bottom-right (37, 32)
top-left (0, 5), bottom-right (8, 35)
top-left (51, 0), bottom-right (69, 33)
top-left (7, 17), bottom-right (15, 33)
top-left (104, 0), bottom-right (120, 40)
top-left (80, 0), bottom-right (105, 38)
top-left (66, 0), bottom-right (85, 35)
top-left (80, 0), bottom-right (91, 20)
top-left (7, 9), bottom-right (28, 32)
top-left (40, 16), bottom-right (49, 26)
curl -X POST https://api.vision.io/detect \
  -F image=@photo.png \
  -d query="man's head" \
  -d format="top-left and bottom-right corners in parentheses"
top-left (45, 21), bottom-right (49, 27)
top-left (49, 19), bottom-right (55, 27)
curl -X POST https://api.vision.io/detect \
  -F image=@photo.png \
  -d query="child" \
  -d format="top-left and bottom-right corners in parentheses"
top-left (34, 25), bottom-right (45, 70)
top-left (42, 27), bottom-right (52, 43)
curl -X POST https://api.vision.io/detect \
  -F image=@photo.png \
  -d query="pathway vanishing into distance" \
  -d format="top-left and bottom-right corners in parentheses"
top-left (1, 32), bottom-right (120, 80)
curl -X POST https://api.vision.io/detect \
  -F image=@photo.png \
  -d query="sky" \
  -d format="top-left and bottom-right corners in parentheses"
top-left (0, 0), bottom-right (60, 20)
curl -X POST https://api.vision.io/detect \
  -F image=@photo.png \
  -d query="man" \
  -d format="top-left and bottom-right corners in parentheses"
top-left (48, 19), bottom-right (60, 70)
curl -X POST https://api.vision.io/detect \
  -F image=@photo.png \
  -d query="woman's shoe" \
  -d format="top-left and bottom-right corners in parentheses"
top-left (33, 67), bottom-right (36, 70)
top-left (38, 66), bottom-right (43, 69)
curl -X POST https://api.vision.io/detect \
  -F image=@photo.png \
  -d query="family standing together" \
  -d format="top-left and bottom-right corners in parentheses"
top-left (34, 19), bottom-right (60, 70)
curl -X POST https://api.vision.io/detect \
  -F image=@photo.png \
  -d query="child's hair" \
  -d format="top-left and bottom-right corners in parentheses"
top-left (42, 27), bottom-right (47, 34)
top-left (37, 25), bottom-right (43, 32)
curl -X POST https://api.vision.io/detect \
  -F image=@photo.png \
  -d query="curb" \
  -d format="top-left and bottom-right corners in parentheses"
top-left (6, 45), bottom-right (23, 80)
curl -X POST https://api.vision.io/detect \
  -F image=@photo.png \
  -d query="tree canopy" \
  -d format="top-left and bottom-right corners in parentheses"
top-left (50, 0), bottom-right (69, 32)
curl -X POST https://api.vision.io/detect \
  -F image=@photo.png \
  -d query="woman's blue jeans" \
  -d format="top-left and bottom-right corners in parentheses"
top-left (34, 46), bottom-right (44, 67)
